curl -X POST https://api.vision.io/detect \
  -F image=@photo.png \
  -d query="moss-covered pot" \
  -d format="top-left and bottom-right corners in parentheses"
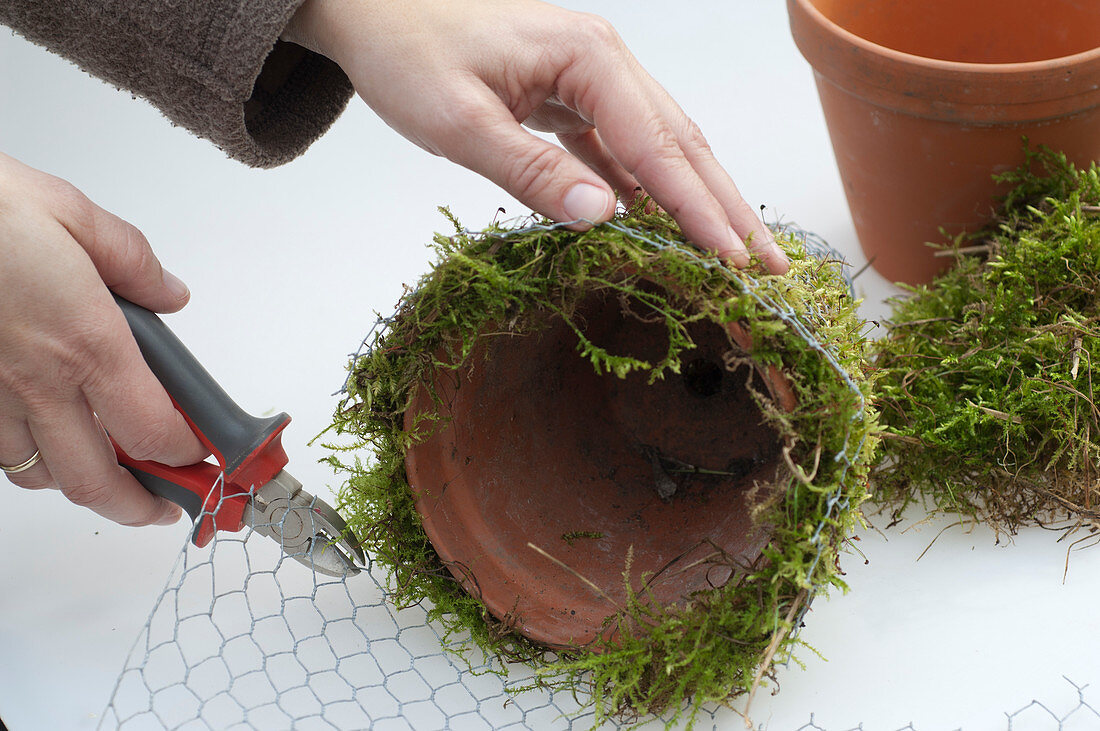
top-left (330, 210), bottom-right (878, 724)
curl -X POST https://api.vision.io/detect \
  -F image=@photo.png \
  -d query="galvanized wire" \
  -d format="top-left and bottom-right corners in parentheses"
top-left (98, 477), bottom-right (711, 730)
top-left (1005, 678), bottom-right (1100, 730)
top-left (99, 480), bottom-right (1100, 730)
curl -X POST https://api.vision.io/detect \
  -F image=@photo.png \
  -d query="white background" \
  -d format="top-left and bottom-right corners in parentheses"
top-left (2, 2), bottom-right (1098, 729)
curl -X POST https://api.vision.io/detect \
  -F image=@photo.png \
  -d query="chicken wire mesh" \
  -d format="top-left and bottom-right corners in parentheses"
top-left (96, 222), bottom-right (1094, 730)
top-left (98, 500), bottom-right (1100, 731)
top-left (100, 482), bottom-right (610, 730)
top-left (790, 677), bottom-right (1100, 731)
top-left (789, 685), bottom-right (1100, 731)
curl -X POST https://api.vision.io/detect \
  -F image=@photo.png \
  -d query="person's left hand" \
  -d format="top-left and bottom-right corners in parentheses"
top-left (283, 0), bottom-right (788, 274)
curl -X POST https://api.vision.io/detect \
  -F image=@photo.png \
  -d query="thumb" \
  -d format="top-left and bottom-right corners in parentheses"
top-left (50, 183), bottom-right (190, 313)
top-left (443, 99), bottom-right (616, 228)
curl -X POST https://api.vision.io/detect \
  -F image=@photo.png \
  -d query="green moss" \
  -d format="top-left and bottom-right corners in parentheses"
top-left (874, 148), bottom-right (1100, 534)
top-left (325, 208), bottom-right (878, 727)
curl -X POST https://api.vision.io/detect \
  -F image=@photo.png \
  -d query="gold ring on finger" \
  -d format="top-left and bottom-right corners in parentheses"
top-left (0, 449), bottom-right (42, 474)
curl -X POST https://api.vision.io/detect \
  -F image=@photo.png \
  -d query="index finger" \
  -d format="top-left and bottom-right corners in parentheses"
top-left (558, 45), bottom-right (788, 272)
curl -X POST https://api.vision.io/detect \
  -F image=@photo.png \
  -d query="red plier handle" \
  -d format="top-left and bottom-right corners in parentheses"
top-left (111, 295), bottom-right (290, 548)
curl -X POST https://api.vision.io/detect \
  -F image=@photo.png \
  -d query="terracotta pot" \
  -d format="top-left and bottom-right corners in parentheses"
top-left (789, 0), bottom-right (1100, 284)
top-left (403, 287), bottom-right (794, 649)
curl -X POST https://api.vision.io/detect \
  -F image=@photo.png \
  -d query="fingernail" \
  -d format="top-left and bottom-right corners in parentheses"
top-left (761, 233), bottom-right (789, 271)
top-left (163, 270), bottom-right (189, 302)
top-left (727, 226), bottom-right (751, 268)
top-left (563, 183), bottom-right (612, 223)
top-left (157, 505), bottom-right (183, 526)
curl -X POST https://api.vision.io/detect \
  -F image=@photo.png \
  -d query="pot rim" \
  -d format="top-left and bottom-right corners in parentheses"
top-left (792, 0), bottom-right (1100, 75)
top-left (789, 0), bottom-right (1100, 118)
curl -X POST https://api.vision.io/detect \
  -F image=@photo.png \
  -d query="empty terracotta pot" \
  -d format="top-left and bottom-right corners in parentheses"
top-left (403, 287), bottom-right (794, 649)
top-left (789, 0), bottom-right (1100, 284)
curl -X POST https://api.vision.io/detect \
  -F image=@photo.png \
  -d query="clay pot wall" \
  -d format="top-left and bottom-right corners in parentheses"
top-left (790, 0), bottom-right (1100, 283)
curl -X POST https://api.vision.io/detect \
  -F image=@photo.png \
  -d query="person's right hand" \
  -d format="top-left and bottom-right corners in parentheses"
top-left (0, 152), bottom-right (208, 526)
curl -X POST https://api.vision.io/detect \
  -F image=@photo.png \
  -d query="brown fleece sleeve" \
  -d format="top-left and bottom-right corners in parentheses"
top-left (0, 0), bottom-right (355, 168)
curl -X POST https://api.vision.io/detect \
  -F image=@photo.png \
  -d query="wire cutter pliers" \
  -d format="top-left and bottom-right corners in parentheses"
top-left (110, 295), bottom-right (365, 578)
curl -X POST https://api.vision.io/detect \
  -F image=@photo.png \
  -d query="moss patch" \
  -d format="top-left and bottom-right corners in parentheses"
top-left (874, 148), bottom-right (1100, 536)
top-left (326, 208), bottom-right (878, 727)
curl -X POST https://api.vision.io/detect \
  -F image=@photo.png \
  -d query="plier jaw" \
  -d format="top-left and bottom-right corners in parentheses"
top-left (109, 295), bottom-right (365, 578)
top-left (242, 470), bottom-right (366, 577)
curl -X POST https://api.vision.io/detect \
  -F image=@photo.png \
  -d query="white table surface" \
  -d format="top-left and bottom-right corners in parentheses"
top-left (2, 2), bottom-right (1098, 729)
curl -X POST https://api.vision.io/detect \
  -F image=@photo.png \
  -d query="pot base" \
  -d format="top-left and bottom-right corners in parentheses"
top-left (404, 289), bottom-right (786, 649)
